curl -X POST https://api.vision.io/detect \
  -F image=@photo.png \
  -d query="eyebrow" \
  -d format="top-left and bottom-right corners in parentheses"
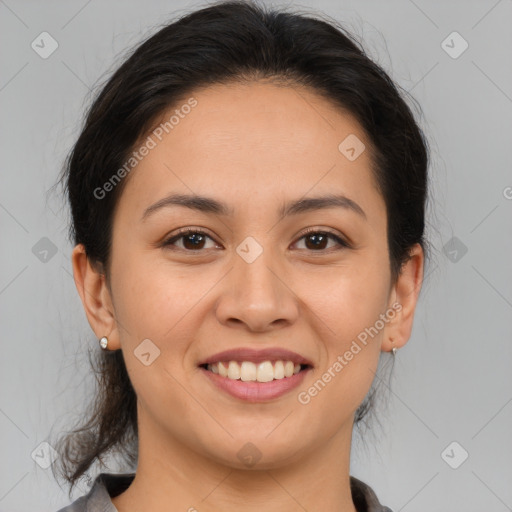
top-left (141, 193), bottom-right (367, 221)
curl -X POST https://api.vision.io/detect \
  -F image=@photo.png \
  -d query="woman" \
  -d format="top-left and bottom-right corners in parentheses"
top-left (52, 1), bottom-right (428, 510)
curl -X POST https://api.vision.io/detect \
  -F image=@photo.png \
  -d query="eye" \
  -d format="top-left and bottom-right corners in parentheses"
top-left (162, 229), bottom-right (219, 251)
top-left (293, 228), bottom-right (350, 251)
top-left (161, 227), bottom-right (351, 253)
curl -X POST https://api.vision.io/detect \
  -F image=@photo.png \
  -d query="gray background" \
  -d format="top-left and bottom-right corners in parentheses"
top-left (1, 0), bottom-right (511, 510)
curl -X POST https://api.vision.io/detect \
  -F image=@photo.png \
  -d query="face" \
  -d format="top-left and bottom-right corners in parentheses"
top-left (76, 80), bottom-right (421, 471)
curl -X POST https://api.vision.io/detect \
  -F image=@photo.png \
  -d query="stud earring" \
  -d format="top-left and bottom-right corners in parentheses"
top-left (390, 338), bottom-right (397, 356)
top-left (99, 336), bottom-right (109, 350)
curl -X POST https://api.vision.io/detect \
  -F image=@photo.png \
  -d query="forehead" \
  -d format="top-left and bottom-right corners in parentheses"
top-left (114, 80), bottom-right (383, 224)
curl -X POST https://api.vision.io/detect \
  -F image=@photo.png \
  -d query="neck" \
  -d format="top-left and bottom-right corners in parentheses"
top-left (111, 406), bottom-right (358, 512)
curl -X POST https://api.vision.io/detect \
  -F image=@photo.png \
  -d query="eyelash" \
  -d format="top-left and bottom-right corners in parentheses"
top-left (161, 227), bottom-right (351, 253)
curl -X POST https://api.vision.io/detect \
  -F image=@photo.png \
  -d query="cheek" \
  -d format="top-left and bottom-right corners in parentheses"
top-left (302, 258), bottom-right (390, 341)
top-left (111, 262), bottom-right (201, 400)
top-left (295, 256), bottom-right (389, 407)
top-left (296, 278), bottom-right (385, 429)
top-left (110, 249), bottom-right (200, 346)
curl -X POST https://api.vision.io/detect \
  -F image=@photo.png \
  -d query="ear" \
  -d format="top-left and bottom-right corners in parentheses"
top-left (382, 243), bottom-right (424, 352)
top-left (71, 244), bottom-right (121, 350)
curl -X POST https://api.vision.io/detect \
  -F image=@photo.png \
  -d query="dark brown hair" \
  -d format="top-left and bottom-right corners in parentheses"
top-left (51, 0), bottom-right (430, 496)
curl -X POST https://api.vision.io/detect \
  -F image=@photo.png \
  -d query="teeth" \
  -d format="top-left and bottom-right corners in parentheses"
top-left (218, 361), bottom-right (228, 377)
top-left (206, 360), bottom-right (304, 382)
top-left (240, 361), bottom-right (257, 382)
top-left (227, 361), bottom-right (240, 380)
top-left (274, 360), bottom-right (285, 379)
top-left (256, 361), bottom-right (274, 382)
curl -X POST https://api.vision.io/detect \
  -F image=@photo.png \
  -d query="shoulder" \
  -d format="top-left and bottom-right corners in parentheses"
top-left (350, 476), bottom-right (393, 512)
top-left (54, 473), bottom-right (135, 512)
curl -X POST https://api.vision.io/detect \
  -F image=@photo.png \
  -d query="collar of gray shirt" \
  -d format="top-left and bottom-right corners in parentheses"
top-left (55, 472), bottom-right (393, 512)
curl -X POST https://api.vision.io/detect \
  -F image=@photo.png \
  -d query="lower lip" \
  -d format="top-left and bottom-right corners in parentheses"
top-left (199, 366), bottom-right (311, 403)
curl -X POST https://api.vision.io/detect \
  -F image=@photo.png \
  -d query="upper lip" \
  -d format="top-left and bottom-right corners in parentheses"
top-left (197, 347), bottom-right (313, 367)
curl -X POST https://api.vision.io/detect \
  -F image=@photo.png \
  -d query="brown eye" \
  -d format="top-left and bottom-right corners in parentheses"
top-left (294, 230), bottom-right (350, 251)
top-left (162, 230), bottom-right (217, 251)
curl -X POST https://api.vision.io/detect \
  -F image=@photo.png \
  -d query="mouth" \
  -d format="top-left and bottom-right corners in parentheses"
top-left (197, 348), bottom-right (313, 402)
top-left (198, 360), bottom-right (313, 382)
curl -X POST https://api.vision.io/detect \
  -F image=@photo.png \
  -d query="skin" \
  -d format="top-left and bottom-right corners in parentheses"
top-left (72, 80), bottom-right (423, 512)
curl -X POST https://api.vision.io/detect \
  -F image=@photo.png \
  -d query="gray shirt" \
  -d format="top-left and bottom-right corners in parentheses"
top-left (55, 473), bottom-right (393, 512)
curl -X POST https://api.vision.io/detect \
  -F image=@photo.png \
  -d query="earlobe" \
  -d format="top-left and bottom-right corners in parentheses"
top-left (71, 244), bottom-right (121, 350)
top-left (382, 243), bottom-right (424, 352)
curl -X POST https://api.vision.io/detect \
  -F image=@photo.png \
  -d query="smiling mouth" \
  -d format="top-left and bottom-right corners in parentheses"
top-left (199, 360), bottom-right (312, 383)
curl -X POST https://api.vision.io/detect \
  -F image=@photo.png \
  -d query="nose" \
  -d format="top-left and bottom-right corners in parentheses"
top-left (215, 247), bottom-right (299, 333)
